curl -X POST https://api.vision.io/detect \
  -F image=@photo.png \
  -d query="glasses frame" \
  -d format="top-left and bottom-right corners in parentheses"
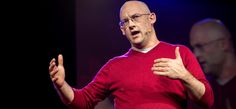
top-left (193, 38), bottom-right (225, 52)
top-left (119, 13), bottom-right (150, 27)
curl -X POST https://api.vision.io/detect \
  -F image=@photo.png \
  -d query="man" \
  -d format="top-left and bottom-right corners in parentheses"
top-left (49, 1), bottom-right (213, 109)
top-left (190, 18), bottom-right (236, 109)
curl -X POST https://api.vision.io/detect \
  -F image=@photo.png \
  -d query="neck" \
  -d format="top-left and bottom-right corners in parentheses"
top-left (133, 39), bottom-right (159, 50)
top-left (132, 42), bottom-right (159, 53)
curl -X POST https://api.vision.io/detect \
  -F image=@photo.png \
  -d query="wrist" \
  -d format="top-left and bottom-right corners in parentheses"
top-left (181, 71), bottom-right (194, 84)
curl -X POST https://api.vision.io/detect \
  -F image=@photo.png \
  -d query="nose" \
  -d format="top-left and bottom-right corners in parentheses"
top-left (128, 19), bottom-right (136, 29)
top-left (193, 48), bottom-right (202, 59)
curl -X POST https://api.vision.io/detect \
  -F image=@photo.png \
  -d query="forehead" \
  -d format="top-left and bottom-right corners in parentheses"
top-left (120, 2), bottom-right (149, 19)
top-left (190, 25), bottom-right (221, 44)
top-left (190, 28), bottom-right (210, 40)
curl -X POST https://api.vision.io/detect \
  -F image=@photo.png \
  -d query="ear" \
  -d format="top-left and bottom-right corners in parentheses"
top-left (120, 26), bottom-right (125, 35)
top-left (149, 12), bottom-right (156, 24)
top-left (221, 39), bottom-right (231, 51)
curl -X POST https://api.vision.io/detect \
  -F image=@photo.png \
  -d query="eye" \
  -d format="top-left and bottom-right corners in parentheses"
top-left (123, 19), bottom-right (129, 23)
top-left (131, 14), bottom-right (141, 20)
top-left (120, 19), bottom-right (129, 26)
top-left (195, 44), bottom-right (204, 51)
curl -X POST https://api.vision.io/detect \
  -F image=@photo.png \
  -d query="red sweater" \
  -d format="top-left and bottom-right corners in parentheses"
top-left (69, 41), bottom-right (214, 109)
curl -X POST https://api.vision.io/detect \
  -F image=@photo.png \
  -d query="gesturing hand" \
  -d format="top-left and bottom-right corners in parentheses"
top-left (49, 54), bottom-right (65, 88)
top-left (151, 47), bottom-right (189, 80)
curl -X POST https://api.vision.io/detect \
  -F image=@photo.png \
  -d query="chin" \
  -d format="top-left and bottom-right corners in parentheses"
top-left (132, 38), bottom-right (143, 44)
top-left (132, 41), bottom-right (143, 46)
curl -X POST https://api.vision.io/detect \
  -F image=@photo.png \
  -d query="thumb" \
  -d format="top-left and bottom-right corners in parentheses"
top-left (58, 54), bottom-right (63, 66)
top-left (175, 47), bottom-right (181, 60)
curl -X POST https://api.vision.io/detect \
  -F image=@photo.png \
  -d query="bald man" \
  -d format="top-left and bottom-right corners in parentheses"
top-left (190, 18), bottom-right (236, 109)
top-left (49, 1), bottom-right (213, 109)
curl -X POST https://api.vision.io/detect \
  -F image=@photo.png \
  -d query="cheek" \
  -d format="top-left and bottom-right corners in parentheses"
top-left (124, 31), bottom-right (131, 37)
top-left (202, 50), bottom-right (215, 62)
top-left (139, 24), bottom-right (148, 30)
top-left (213, 52), bottom-right (225, 63)
top-left (124, 31), bottom-right (132, 40)
top-left (206, 51), bottom-right (223, 64)
top-left (204, 46), bottom-right (217, 55)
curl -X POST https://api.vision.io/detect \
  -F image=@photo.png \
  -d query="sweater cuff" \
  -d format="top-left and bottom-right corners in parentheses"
top-left (67, 88), bottom-right (86, 109)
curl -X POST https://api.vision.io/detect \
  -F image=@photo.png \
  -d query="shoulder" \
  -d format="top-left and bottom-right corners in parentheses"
top-left (103, 52), bottom-right (129, 67)
top-left (160, 41), bottom-right (191, 52)
top-left (108, 54), bottom-right (128, 64)
top-left (159, 41), bottom-right (194, 60)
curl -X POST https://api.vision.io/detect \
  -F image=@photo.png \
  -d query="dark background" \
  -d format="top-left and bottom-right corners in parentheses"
top-left (10, 0), bottom-right (235, 108)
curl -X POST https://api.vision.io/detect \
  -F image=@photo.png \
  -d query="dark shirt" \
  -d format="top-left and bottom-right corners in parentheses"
top-left (188, 75), bottom-right (236, 109)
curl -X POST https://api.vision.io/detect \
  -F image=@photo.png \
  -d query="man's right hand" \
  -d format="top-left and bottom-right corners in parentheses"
top-left (49, 54), bottom-right (65, 88)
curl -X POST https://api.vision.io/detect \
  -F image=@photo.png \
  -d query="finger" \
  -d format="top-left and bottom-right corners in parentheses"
top-left (58, 54), bottom-right (63, 66)
top-left (153, 63), bottom-right (168, 67)
top-left (154, 58), bottom-right (170, 63)
top-left (50, 67), bottom-right (58, 77)
top-left (151, 67), bottom-right (157, 71)
top-left (153, 71), bottom-right (167, 76)
top-left (49, 62), bottom-right (56, 72)
top-left (151, 66), bottom-right (168, 72)
top-left (175, 47), bottom-right (181, 60)
top-left (50, 58), bottom-right (56, 65)
top-left (52, 77), bottom-right (58, 82)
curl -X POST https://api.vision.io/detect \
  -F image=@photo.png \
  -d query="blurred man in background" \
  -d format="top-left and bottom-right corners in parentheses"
top-left (190, 18), bottom-right (236, 109)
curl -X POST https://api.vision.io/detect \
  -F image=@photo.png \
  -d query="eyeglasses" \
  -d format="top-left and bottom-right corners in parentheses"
top-left (119, 13), bottom-right (150, 27)
top-left (192, 38), bottom-right (225, 52)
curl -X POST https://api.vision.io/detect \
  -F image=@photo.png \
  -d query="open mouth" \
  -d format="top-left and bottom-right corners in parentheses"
top-left (131, 31), bottom-right (140, 36)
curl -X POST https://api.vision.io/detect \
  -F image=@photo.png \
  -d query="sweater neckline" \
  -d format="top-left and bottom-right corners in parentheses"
top-left (128, 41), bottom-right (164, 56)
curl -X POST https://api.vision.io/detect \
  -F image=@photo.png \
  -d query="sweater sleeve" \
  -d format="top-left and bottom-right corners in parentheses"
top-left (68, 61), bottom-right (111, 109)
top-left (180, 45), bottom-right (214, 108)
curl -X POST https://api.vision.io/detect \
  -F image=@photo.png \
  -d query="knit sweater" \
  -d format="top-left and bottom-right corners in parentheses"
top-left (69, 41), bottom-right (214, 109)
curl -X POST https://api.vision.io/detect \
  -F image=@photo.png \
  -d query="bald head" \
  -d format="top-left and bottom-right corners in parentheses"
top-left (120, 1), bottom-right (151, 20)
top-left (190, 18), bottom-right (231, 40)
